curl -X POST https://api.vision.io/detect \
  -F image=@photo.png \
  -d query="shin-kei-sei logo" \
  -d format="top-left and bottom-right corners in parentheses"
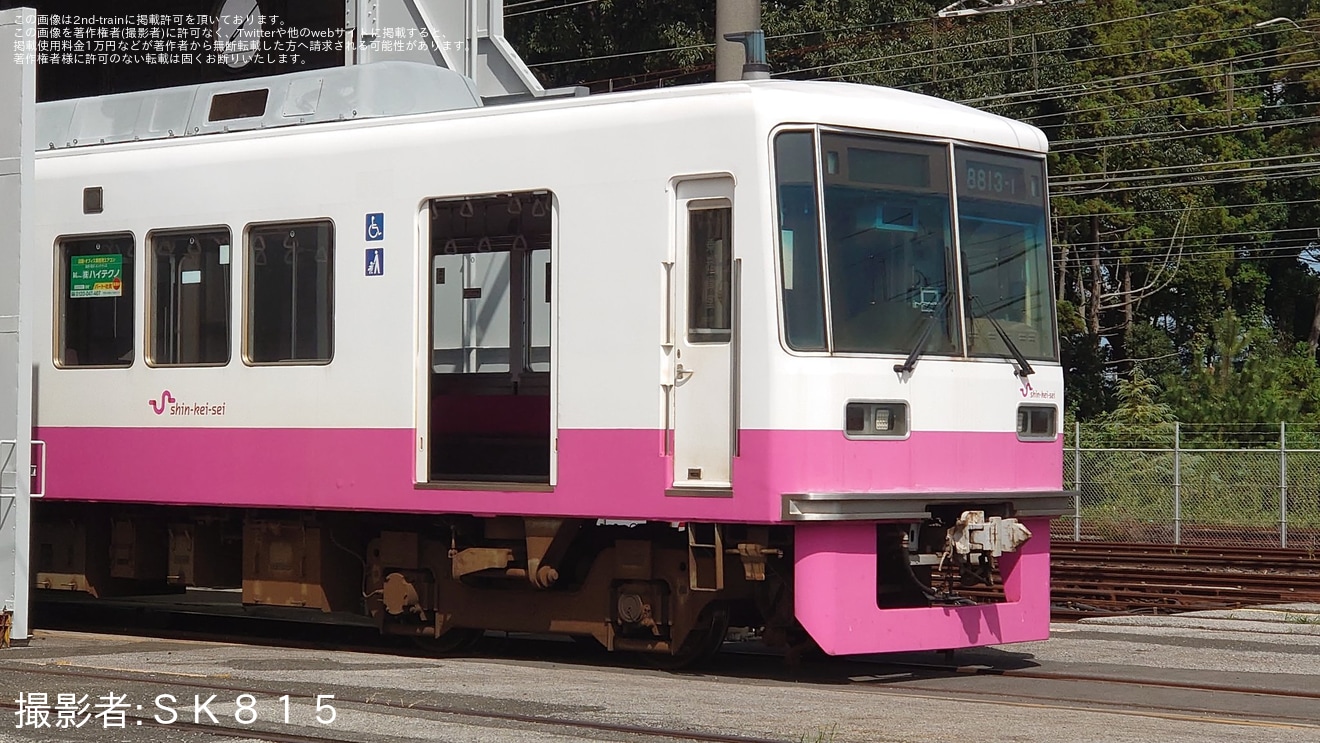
top-left (1019, 377), bottom-right (1058, 401)
top-left (149, 390), bottom-right (176, 415)
top-left (149, 390), bottom-right (227, 417)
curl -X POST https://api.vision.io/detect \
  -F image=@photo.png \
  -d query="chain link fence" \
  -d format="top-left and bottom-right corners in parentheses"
top-left (1053, 423), bottom-right (1320, 549)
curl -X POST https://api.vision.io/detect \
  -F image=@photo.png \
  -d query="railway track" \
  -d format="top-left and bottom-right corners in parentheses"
top-left (0, 661), bottom-right (791, 743)
top-left (1048, 540), bottom-right (1320, 618)
top-left (5, 636), bottom-right (1319, 739)
top-left (853, 673), bottom-right (1320, 731)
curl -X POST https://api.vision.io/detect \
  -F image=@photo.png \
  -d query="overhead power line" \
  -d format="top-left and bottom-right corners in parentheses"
top-left (504, 0), bottom-right (600, 19)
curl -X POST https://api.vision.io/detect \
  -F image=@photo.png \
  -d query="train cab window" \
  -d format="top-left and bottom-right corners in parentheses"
top-left (773, 131), bottom-right (827, 351)
top-left (821, 134), bottom-right (958, 356)
top-left (57, 234), bottom-right (135, 368)
top-left (955, 148), bottom-right (1058, 362)
top-left (245, 221), bottom-right (334, 365)
top-left (687, 205), bottom-right (732, 343)
top-left (147, 228), bottom-right (231, 366)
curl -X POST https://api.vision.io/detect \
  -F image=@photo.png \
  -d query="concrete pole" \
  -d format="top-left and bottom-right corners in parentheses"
top-left (716, 0), bottom-right (761, 82)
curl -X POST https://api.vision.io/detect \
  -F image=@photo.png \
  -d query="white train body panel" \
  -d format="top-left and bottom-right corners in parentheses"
top-left (35, 80), bottom-right (1052, 431)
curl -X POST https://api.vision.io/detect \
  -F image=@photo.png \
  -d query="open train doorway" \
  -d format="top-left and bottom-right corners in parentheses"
top-left (426, 192), bottom-right (554, 484)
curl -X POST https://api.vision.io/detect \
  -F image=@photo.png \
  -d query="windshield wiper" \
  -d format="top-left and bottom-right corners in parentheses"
top-left (893, 292), bottom-right (952, 375)
top-left (968, 295), bottom-right (1035, 378)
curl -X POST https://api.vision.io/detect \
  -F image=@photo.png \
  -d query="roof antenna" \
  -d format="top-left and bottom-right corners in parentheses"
top-left (723, 30), bottom-right (771, 80)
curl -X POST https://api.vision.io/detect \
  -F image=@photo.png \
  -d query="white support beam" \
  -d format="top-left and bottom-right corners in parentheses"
top-left (349, 0), bottom-right (584, 102)
top-left (0, 7), bottom-right (36, 646)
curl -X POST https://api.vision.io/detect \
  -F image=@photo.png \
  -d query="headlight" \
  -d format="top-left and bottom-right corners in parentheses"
top-left (1017, 405), bottom-right (1057, 439)
top-left (845, 401), bottom-right (908, 438)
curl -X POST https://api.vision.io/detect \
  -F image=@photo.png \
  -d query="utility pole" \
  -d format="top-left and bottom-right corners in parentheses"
top-left (716, 0), bottom-right (761, 82)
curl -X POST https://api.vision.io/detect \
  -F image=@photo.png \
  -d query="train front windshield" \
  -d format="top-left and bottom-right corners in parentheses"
top-left (774, 130), bottom-right (1057, 361)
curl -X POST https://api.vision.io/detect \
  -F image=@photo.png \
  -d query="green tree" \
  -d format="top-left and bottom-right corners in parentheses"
top-left (1166, 309), bottom-right (1320, 437)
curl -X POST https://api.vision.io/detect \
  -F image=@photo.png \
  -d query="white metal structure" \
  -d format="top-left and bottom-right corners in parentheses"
top-left (0, 7), bottom-right (36, 646)
top-left (348, 0), bottom-right (580, 101)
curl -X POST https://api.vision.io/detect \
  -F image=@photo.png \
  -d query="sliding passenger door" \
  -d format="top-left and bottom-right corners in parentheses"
top-left (670, 177), bottom-right (736, 489)
top-left (421, 192), bottom-right (555, 485)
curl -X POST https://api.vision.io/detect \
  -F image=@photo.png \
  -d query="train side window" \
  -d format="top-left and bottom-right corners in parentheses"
top-left (687, 205), bottom-right (732, 343)
top-left (147, 228), bottom-right (231, 367)
top-left (430, 192), bottom-right (552, 375)
top-left (56, 234), bottom-right (135, 368)
top-left (244, 220), bottom-right (334, 365)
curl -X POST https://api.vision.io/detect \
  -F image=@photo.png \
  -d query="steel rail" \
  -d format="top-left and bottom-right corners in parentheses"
top-left (873, 660), bottom-right (1320, 700)
top-left (850, 681), bottom-right (1320, 730)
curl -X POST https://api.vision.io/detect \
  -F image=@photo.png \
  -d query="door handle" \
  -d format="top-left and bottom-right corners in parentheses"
top-left (676, 363), bottom-right (696, 384)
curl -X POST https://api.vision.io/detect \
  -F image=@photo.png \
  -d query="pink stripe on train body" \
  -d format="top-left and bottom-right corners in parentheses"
top-left (35, 427), bottom-right (1062, 521)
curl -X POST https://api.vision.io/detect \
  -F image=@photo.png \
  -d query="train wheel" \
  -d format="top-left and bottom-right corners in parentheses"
top-left (412, 628), bottom-right (484, 656)
top-left (641, 604), bottom-right (730, 671)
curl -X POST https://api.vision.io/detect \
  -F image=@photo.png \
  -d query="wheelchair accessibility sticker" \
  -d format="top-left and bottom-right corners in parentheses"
top-left (366, 213), bottom-right (384, 241)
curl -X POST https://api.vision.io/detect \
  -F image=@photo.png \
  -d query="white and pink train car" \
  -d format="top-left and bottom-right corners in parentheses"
top-left (28, 62), bottom-right (1068, 664)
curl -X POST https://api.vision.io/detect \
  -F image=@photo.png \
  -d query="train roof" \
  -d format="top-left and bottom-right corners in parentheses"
top-left (35, 61), bottom-right (1048, 157)
top-left (537, 77), bottom-right (1048, 153)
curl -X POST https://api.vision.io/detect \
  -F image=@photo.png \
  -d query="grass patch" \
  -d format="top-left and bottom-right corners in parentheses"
top-left (799, 724), bottom-right (838, 743)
